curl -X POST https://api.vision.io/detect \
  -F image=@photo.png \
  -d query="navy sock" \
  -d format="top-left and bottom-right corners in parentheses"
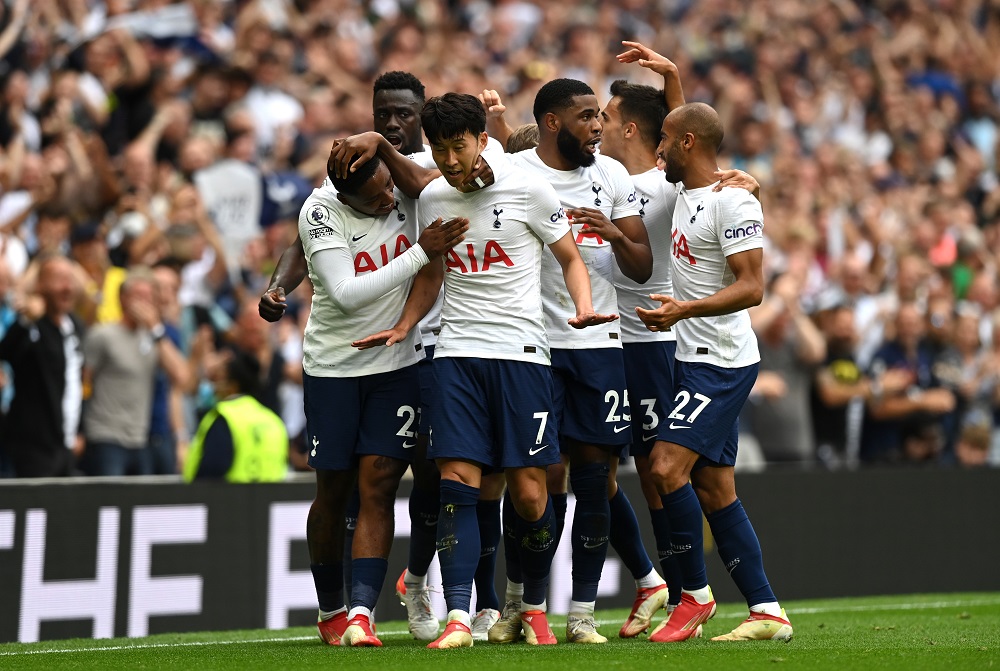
top-left (350, 557), bottom-right (388, 612)
top-left (438, 480), bottom-right (480, 613)
top-left (516, 498), bottom-right (557, 606)
top-left (310, 562), bottom-right (344, 612)
top-left (551, 492), bottom-right (568, 542)
top-left (474, 499), bottom-right (502, 610)
top-left (501, 490), bottom-right (523, 584)
top-left (408, 481), bottom-right (439, 576)
top-left (706, 499), bottom-right (776, 607)
top-left (649, 507), bottom-right (683, 606)
top-left (609, 488), bottom-right (654, 580)
top-left (343, 488), bottom-right (360, 602)
top-left (569, 462), bottom-right (610, 603)
top-left (661, 484), bottom-right (708, 591)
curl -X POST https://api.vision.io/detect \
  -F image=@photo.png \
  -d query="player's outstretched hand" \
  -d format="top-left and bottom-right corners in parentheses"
top-left (352, 326), bottom-right (409, 350)
top-left (713, 169), bottom-right (760, 194)
top-left (567, 207), bottom-right (621, 243)
top-left (478, 89), bottom-right (506, 119)
top-left (259, 287), bottom-right (287, 322)
top-left (617, 41), bottom-right (678, 76)
top-left (418, 216), bottom-right (469, 258)
top-left (568, 312), bottom-right (619, 329)
top-left (636, 294), bottom-right (687, 331)
top-left (328, 132), bottom-right (383, 179)
top-left (460, 155), bottom-right (496, 191)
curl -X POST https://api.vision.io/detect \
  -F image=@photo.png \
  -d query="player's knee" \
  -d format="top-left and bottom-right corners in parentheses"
top-left (508, 479), bottom-right (546, 520)
top-left (636, 464), bottom-right (662, 508)
top-left (546, 461), bottom-right (567, 493)
top-left (648, 455), bottom-right (685, 494)
top-left (692, 480), bottom-right (736, 515)
top-left (569, 461), bottom-right (610, 501)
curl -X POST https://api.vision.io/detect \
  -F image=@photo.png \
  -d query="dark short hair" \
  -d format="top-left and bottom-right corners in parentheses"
top-left (610, 80), bottom-right (668, 151)
top-left (420, 93), bottom-right (486, 144)
top-left (328, 154), bottom-right (382, 194)
top-left (227, 351), bottom-right (262, 397)
top-left (373, 71), bottom-right (426, 103)
top-left (532, 78), bottom-right (594, 123)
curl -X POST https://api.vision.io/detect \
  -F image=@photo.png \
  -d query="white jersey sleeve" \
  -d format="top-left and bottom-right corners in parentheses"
top-left (716, 189), bottom-right (764, 257)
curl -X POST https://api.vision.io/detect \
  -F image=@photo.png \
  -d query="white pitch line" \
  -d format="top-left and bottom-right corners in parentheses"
top-left (3, 597), bottom-right (999, 656)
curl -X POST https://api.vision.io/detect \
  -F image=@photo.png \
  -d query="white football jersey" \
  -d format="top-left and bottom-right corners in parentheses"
top-left (299, 185), bottom-right (423, 377)
top-left (416, 154), bottom-right (570, 365)
top-left (507, 149), bottom-right (641, 349)
top-left (670, 183), bottom-right (763, 368)
top-left (615, 168), bottom-right (678, 344)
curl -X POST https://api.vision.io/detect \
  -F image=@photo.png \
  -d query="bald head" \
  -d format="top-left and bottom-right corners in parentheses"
top-left (667, 103), bottom-right (724, 153)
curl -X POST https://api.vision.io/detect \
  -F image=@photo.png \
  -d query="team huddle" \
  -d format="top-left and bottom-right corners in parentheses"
top-left (259, 41), bottom-right (793, 649)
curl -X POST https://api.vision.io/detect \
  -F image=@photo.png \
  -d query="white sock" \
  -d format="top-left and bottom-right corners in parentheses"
top-left (750, 601), bottom-right (783, 618)
top-left (319, 606), bottom-right (346, 621)
top-left (682, 586), bottom-right (713, 605)
top-left (636, 568), bottom-right (666, 590)
top-left (447, 609), bottom-right (472, 627)
top-left (505, 579), bottom-right (524, 603)
top-left (568, 600), bottom-right (596, 616)
top-left (348, 606), bottom-right (372, 621)
top-left (403, 569), bottom-right (427, 590)
top-left (522, 599), bottom-right (546, 613)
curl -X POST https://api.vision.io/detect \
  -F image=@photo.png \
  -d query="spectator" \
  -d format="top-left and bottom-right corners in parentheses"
top-left (0, 254), bottom-right (84, 477)
top-left (82, 268), bottom-right (190, 476)
top-left (182, 350), bottom-right (288, 483)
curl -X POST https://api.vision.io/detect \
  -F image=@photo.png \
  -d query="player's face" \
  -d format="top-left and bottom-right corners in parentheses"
top-left (373, 89), bottom-right (423, 155)
top-left (554, 94), bottom-right (601, 168)
top-left (598, 97), bottom-right (625, 163)
top-left (340, 163), bottom-right (397, 217)
top-left (430, 131), bottom-right (488, 188)
top-left (657, 117), bottom-right (686, 184)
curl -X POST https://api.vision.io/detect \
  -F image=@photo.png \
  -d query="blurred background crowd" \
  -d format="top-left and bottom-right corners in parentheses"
top-left (1, 0), bottom-right (999, 477)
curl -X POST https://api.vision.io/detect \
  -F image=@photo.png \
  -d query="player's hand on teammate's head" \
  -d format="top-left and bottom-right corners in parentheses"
top-left (713, 169), bottom-right (760, 194)
top-left (460, 156), bottom-right (495, 191)
top-left (636, 294), bottom-right (686, 331)
top-left (616, 41), bottom-right (678, 76)
top-left (328, 132), bottom-right (383, 178)
top-left (478, 89), bottom-right (506, 118)
top-left (258, 287), bottom-right (286, 322)
top-left (352, 326), bottom-right (409, 350)
top-left (417, 216), bottom-right (470, 258)
top-left (568, 311), bottom-right (619, 329)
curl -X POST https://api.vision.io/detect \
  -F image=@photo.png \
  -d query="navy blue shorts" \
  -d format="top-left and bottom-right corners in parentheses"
top-left (429, 357), bottom-right (560, 470)
top-left (551, 348), bottom-right (629, 450)
top-left (303, 366), bottom-right (421, 471)
top-left (417, 344), bottom-right (436, 435)
top-left (656, 361), bottom-right (758, 467)
top-left (623, 341), bottom-right (677, 457)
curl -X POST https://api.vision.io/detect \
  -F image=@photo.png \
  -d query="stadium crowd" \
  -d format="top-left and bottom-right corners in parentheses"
top-left (1, 0), bottom-right (999, 478)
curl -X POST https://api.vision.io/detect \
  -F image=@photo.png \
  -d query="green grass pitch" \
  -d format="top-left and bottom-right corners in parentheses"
top-left (2, 593), bottom-right (998, 670)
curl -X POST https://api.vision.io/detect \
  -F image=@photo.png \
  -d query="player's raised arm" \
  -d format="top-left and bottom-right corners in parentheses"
top-left (547, 232), bottom-right (619, 328)
top-left (478, 89), bottom-right (515, 150)
top-left (259, 234), bottom-right (307, 322)
top-left (329, 132), bottom-right (439, 198)
top-left (617, 41), bottom-right (686, 112)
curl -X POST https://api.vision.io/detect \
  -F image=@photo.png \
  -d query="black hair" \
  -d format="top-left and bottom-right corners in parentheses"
top-left (227, 351), bottom-right (262, 398)
top-left (609, 80), bottom-right (668, 150)
top-left (532, 78), bottom-right (594, 123)
top-left (420, 93), bottom-right (486, 144)
top-left (373, 71), bottom-right (426, 103)
top-left (328, 154), bottom-right (382, 194)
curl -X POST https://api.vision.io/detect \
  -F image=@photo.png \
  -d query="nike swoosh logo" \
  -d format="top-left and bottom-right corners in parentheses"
top-left (612, 425), bottom-right (630, 433)
top-left (528, 444), bottom-right (549, 456)
top-left (642, 434), bottom-right (657, 442)
top-left (583, 541), bottom-right (605, 549)
top-left (402, 441), bottom-right (417, 448)
top-left (352, 234), bottom-right (367, 242)
top-left (668, 422), bottom-right (691, 430)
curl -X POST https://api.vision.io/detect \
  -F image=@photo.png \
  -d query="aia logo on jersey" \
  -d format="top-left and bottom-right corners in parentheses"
top-left (354, 234), bottom-right (413, 273)
top-left (492, 206), bottom-right (504, 229)
top-left (591, 182), bottom-right (603, 206)
top-left (394, 200), bottom-right (406, 221)
top-left (671, 228), bottom-right (696, 265)
top-left (445, 241), bottom-right (513, 273)
top-left (690, 203), bottom-right (704, 223)
top-left (638, 194), bottom-right (650, 218)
